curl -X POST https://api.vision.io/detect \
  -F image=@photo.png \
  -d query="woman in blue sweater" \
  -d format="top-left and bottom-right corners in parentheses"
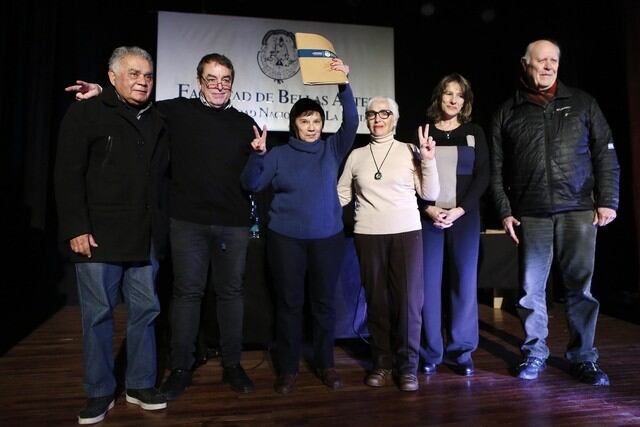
top-left (241, 58), bottom-right (358, 394)
top-left (419, 73), bottom-right (489, 377)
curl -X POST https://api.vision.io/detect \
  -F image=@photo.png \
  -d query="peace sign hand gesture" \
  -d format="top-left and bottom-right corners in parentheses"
top-left (251, 125), bottom-right (268, 155)
top-left (418, 124), bottom-right (436, 161)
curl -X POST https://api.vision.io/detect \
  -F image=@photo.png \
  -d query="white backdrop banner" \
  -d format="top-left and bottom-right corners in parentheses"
top-left (157, 11), bottom-right (395, 134)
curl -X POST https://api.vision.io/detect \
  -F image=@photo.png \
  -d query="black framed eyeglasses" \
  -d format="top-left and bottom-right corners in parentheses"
top-left (200, 75), bottom-right (233, 89)
top-left (365, 110), bottom-right (393, 120)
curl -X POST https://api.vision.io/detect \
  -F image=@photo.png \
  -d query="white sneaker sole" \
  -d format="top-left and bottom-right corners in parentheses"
top-left (77, 400), bottom-right (114, 425)
top-left (125, 393), bottom-right (167, 411)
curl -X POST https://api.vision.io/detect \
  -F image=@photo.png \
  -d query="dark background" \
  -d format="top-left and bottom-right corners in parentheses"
top-left (2, 0), bottom-right (638, 354)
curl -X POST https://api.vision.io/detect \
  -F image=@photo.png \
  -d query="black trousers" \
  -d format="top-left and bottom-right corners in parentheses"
top-left (169, 219), bottom-right (249, 370)
top-left (268, 229), bottom-right (345, 374)
top-left (354, 230), bottom-right (424, 374)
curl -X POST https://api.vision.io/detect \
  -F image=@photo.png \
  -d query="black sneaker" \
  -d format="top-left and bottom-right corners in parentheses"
top-left (516, 357), bottom-right (546, 380)
top-left (571, 361), bottom-right (610, 386)
top-left (222, 364), bottom-right (255, 393)
top-left (77, 396), bottom-right (114, 425)
top-left (125, 388), bottom-right (167, 410)
top-left (160, 369), bottom-right (192, 400)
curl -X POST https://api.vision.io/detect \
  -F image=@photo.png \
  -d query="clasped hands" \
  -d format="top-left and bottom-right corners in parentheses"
top-left (426, 206), bottom-right (465, 229)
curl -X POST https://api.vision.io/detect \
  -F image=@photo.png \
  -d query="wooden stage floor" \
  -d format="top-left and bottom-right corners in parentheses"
top-left (1, 304), bottom-right (639, 426)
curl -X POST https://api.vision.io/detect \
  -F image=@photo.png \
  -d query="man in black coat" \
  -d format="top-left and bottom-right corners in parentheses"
top-left (490, 39), bottom-right (620, 386)
top-left (55, 46), bottom-right (169, 424)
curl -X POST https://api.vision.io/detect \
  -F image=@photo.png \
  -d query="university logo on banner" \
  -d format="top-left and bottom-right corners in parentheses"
top-left (257, 30), bottom-right (299, 83)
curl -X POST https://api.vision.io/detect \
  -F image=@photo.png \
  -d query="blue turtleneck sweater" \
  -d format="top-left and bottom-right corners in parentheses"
top-left (240, 84), bottom-right (358, 239)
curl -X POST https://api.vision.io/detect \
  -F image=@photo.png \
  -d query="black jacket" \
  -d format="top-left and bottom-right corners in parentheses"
top-left (490, 81), bottom-right (620, 218)
top-left (55, 86), bottom-right (170, 262)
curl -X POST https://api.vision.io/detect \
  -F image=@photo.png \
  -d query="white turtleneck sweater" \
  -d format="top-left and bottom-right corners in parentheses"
top-left (337, 133), bottom-right (439, 235)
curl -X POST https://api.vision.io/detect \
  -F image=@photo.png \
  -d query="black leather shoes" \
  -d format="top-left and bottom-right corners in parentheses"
top-left (223, 364), bottom-right (255, 393)
top-left (571, 361), bottom-right (610, 386)
top-left (160, 369), bottom-right (192, 400)
top-left (420, 362), bottom-right (438, 375)
top-left (452, 359), bottom-right (475, 376)
top-left (274, 373), bottom-right (297, 394)
top-left (320, 368), bottom-right (343, 390)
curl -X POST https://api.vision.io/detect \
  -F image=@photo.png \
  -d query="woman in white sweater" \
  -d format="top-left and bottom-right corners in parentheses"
top-left (337, 96), bottom-right (439, 391)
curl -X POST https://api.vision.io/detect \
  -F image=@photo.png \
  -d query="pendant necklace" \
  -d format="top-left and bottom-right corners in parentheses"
top-left (438, 121), bottom-right (458, 140)
top-left (369, 141), bottom-right (395, 180)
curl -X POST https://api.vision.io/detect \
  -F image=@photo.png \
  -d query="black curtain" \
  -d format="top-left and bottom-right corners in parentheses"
top-left (1, 1), bottom-right (63, 355)
top-left (627, 0), bottom-right (640, 282)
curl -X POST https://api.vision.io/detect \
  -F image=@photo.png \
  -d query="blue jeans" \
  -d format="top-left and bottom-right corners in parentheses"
top-left (169, 218), bottom-right (249, 369)
top-left (75, 256), bottom-right (160, 398)
top-left (517, 210), bottom-right (600, 363)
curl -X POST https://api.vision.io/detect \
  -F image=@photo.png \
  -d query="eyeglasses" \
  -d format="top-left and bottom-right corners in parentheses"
top-left (200, 75), bottom-right (232, 90)
top-left (365, 110), bottom-right (393, 120)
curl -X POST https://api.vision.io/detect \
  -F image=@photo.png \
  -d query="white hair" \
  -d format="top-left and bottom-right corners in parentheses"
top-left (108, 46), bottom-right (154, 73)
top-left (522, 39), bottom-right (561, 64)
top-left (367, 96), bottom-right (400, 128)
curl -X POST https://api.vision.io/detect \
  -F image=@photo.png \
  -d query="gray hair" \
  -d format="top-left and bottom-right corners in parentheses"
top-left (522, 39), bottom-right (561, 64)
top-left (367, 96), bottom-right (400, 126)
top-left (108, 46), bottom-right (154, 73)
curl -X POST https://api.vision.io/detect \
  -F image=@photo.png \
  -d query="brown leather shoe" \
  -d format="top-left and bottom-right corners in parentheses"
top-left (320, 368), bottom-right (343, 390)
top-left (398, 373), bottom-right (419, 392)
top-left (274, 373), bottom-right (297, 394)
top-left (365, 368), bottom-right (392, 387)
